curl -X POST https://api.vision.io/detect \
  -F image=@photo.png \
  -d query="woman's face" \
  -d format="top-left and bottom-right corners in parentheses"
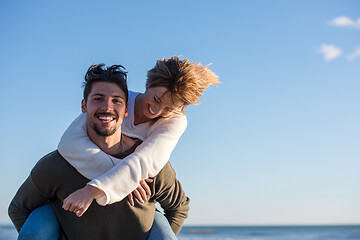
top-left (141, 86), bottom-right (184, 120)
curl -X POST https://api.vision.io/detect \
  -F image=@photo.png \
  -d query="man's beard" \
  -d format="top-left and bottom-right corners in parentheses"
top-left (93, 123), bottom-right (118, 136)
top-left (90, 112), bottom-right (119, 136)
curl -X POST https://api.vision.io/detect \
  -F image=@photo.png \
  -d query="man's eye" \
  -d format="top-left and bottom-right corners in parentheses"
top-left (94, 98), bottom-right (102, 101)
top-left (113, 99), bottom-right (122, 104)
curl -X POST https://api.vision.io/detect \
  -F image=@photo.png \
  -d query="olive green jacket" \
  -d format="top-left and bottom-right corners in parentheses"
top-left (9, 150), bottom-right (189, 240)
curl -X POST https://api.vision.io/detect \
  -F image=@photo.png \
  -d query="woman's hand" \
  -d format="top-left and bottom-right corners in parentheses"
top-left (63, 185), bottom-right (103, 217)
top-left (127, 178), bottom-right (153, 206)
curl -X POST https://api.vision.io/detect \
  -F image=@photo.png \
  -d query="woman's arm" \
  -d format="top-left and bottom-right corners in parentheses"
top-left (62, 184), bottom-right (102, 217)
top-left (57, 113), bottom-right (118, 179)
top-left (89, 114), bottom-right (187, 205)
top-left (58, 113), bottom-right (187, 205)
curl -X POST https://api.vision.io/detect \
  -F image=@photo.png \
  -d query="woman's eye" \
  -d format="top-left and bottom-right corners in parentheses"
top-left (165, 107), bottom-right (175, 113)
top-left (154, 97), bottom-right (160, 103)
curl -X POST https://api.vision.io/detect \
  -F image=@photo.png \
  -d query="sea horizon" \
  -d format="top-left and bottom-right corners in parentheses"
top-left (2, 224), bottom-right (360, 240)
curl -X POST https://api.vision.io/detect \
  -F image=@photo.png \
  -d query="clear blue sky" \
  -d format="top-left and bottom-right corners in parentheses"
top-left (1, 0), bottom-right (359, 226)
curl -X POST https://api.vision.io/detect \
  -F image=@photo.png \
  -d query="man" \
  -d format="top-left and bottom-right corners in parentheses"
top-left (8, 64), bottom-right (190, 239)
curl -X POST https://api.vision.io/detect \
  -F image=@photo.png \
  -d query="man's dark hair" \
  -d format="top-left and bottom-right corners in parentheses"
top-left (83, 64), bottom-right (128, 103)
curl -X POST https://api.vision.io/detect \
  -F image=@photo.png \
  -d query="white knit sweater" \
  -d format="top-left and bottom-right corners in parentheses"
top-left (58, 91), bottom-right (187, 205)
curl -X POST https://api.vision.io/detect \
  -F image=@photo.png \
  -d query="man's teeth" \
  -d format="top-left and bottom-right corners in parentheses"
top-left (98, 116), bottom-right (114, 121)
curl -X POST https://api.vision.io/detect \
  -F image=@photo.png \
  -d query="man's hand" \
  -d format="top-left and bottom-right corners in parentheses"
top-left (127, 178), bottom-right (153, 206)
top-left (63, 185), bottom-right (103, 217)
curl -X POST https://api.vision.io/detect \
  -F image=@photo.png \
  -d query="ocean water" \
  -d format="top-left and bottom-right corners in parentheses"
top-left (0, 225), bottom-right (17, 240)
top-left (177, 226), bottom-right (360, 240)
top-left (1, 225), bottom-right (360, 240)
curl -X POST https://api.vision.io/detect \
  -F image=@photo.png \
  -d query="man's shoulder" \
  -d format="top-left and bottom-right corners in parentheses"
top-left (31, 150), bottom-right (67, 177)
top-left (41, 150), bottom-right (64, 160)
top-left (36, 150), bottom-right (65, 166)
top-left (154, 162), bottom-right (176, 183)
top-left (160, 162), bottom-right (175, 173)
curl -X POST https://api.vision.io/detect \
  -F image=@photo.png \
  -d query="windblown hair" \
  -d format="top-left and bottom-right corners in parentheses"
top-left (83, 64), bottom-right (128, 103)
top-left (146, 56), bottom-right (220, 109)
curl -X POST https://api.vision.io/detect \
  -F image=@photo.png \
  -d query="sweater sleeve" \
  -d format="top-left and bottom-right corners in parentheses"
top-left (8, 176), bottom-right (50, 232)
top-left (58, 113), bottom-right (187, 205)
top-left (89, 114), bottom-right (187, 205)
top-left (8, 152), bottom-right (60, 232)
top-left (57, 113), bottom-right (116, 179)
top-left (152, 163), bottom-right (190, 235)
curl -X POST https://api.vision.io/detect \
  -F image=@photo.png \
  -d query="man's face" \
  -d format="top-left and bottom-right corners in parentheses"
top-left (82, 81), bottom-right (128, 137)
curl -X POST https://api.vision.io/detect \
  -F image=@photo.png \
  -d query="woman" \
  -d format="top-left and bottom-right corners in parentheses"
top-left (19, 56), bottom-right (219, 240)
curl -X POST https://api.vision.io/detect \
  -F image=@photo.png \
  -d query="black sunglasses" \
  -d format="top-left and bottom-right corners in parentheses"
top-left (90, 65), bottom-right (127, 80)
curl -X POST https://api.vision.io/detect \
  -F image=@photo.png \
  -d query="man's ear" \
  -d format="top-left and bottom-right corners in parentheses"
top-left (124, 104), bottom-right (128, 117)
top-left (81, 99), bottom-right (87, 113)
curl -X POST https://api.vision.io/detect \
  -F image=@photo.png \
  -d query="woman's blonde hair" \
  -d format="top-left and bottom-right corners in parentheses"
top-left (146, 56), bottom-right (220, 109)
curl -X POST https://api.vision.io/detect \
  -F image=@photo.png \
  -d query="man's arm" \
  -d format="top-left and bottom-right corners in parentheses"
top-left (8, 176), bottom-right (49, 232)
top-left (8, 151), bottom-right (61, 232)
top-left (152, 163), bottom-right (190, 235)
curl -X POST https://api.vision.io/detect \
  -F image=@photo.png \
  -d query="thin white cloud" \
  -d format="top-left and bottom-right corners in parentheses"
top-left (328, 16), bottom-right (360, 30)
top-left (347, 47), bottom-right (360, 61)
top-left (318, 44), bottom-right (342, 61)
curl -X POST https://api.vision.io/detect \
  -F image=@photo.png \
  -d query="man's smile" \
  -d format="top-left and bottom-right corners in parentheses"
top-left (95, 113), bottom-right (117, 124)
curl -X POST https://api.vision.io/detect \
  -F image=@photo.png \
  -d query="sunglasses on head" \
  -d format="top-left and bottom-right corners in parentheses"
top-left (90, 64), bottom-right (127, 80)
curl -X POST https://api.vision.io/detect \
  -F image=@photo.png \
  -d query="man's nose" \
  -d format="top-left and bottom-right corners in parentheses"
top-left (101, 99), bottom-right (114, 111)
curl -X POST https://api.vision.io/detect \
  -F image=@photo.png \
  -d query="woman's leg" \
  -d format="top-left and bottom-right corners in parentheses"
top-left (18, 203), bottom-right (60, 240)
top-left (147, 209), bottom-right (177, 240)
